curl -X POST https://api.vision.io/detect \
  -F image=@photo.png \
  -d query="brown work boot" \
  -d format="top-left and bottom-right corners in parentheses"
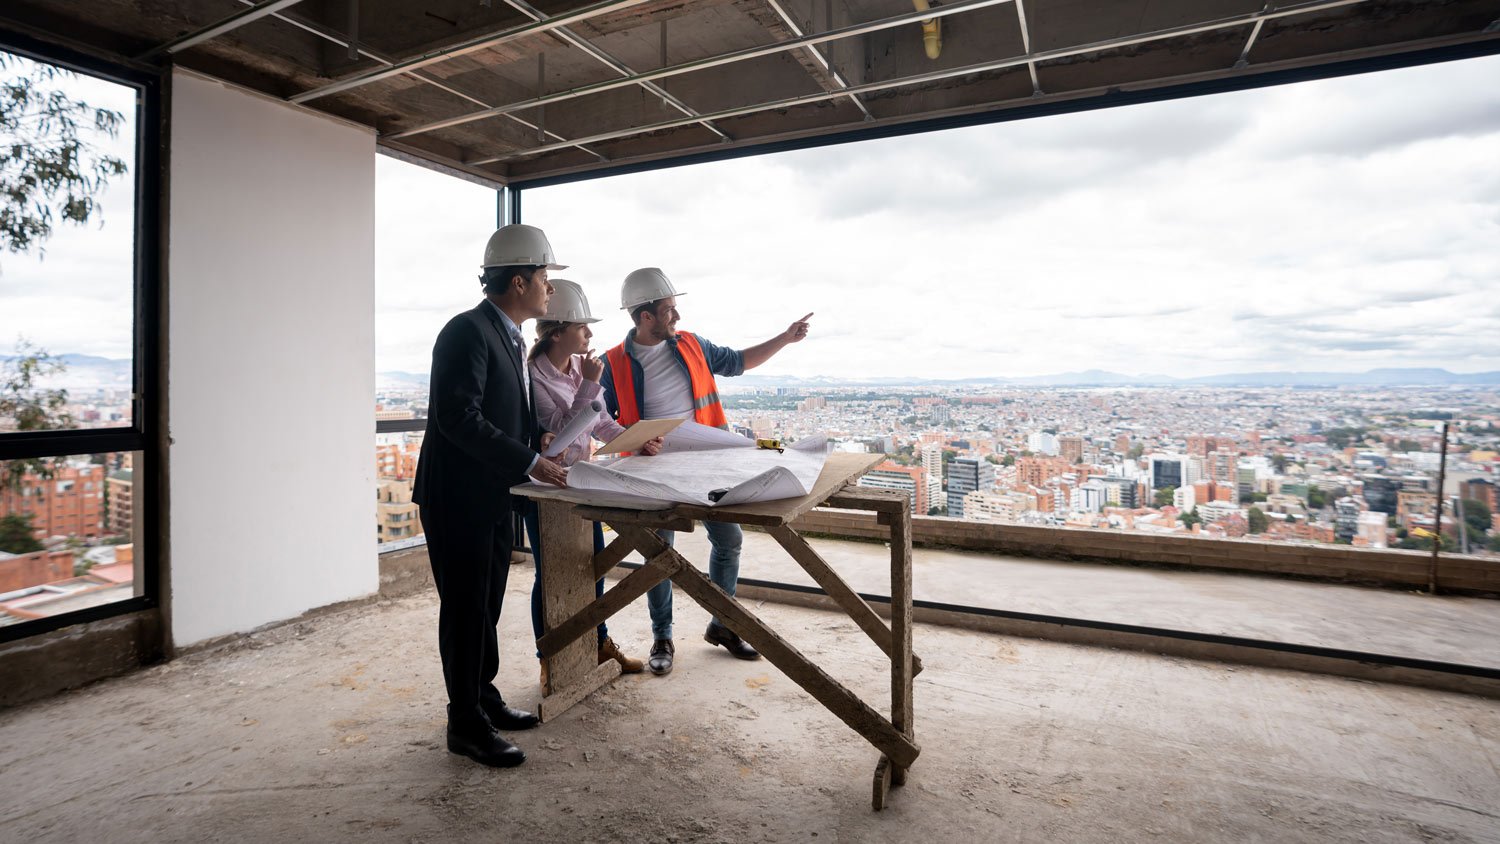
top-left (598, 636), bottom-right (644, 674)
top-left (539, 657), bottom-right (550, 692)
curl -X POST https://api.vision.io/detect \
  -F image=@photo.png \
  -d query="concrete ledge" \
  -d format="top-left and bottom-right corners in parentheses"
top-left (791, 509), bottom-right (1500, 596)
top-left (379, 545), bottom-right (434, 599)
top-left (0, 610), bottom-right (164, 708)
top-left (730, 581), bottom-right (1500, 700)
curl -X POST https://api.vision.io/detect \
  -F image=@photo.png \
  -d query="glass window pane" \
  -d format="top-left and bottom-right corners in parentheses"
top-left (1, 50), bottom-right (138, 434)
top-left (0, 451), bottom-right (144, 626)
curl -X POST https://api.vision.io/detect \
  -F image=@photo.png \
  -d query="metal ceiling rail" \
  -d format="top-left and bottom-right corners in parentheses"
top-left (384, 0), bottom-right (1016, 141)
top-left (472, 0), bottom-right (1373, 164)
top-left (496, 0), bottom-right (730, 141)
top-left (1013, 0), bottom-right (1040, 95)
top-left (136, 0), bottom-right (307, 59)
top-left (288, 0), bottom-right (651, 104)
top-left (1235, 3), bottom-right (1275, 68)
top-left (762, 0), bottom-right (875, 121)
top-left (232, 0), bottom-right (607, 161)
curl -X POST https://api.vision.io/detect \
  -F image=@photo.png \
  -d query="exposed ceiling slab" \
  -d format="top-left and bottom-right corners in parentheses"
top-left (3, 0), bottom-right (1497, 187)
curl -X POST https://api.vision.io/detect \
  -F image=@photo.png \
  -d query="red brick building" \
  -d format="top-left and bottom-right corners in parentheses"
top-left (1016, 456), bottom-right (1070, 488)
top-left (0, 548), bottom-right (74, 593)
top-left (0, 464), bottom-right (105, 541)
top-left (375, 442), bottom-right (421, 480)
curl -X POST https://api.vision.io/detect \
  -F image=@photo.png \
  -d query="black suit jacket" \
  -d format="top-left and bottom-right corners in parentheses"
top-left (413, 301), bottom-right (542, 520)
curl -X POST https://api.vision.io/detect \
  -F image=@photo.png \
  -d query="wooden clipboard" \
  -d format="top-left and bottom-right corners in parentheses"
top-left (596, 418), bottom-right (685, 455)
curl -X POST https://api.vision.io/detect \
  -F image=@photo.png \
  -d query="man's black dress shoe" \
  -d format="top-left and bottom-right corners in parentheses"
top-left (447, 724), bottom-right (527, 768)
top-left (481, 700), bottom-right (540, 731)
top-left (704, 621), bottom-right (761, 660)
top-left (648, 638), bottom-right (674, 675)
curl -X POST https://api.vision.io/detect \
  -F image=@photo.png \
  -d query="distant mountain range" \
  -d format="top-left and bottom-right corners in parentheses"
top-left (381, 367), bottom-right (1500, 390)
top-left (7, 355), bottom-right (1496, 391)
top-left (0, 354), bottom-right (133, 390)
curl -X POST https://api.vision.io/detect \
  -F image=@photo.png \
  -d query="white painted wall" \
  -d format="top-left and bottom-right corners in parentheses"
top-left (168, 70), bottom-right (376, 647)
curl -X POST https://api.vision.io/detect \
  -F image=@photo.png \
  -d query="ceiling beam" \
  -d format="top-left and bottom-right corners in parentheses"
top-left (384, 0), bottom-right (1017, 141)
top-left (495, 0), bottom-right (729, 141)
top-left (287, 0), bottom-right (651, 104)
top-left (761, 0), bottom-right (874, 121)
top-left (228, 0), bottom-right (608, 160)
top-left (136, 0), bottom-right (309, 59)
top-left (473, 0), bottom-right (1379, 164)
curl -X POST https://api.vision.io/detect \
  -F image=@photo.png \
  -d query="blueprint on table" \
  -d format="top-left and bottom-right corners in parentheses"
top-left (527, 421), bottom-right (829, 510)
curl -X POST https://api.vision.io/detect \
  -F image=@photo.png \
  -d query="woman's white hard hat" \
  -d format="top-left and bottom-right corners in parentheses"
top-left (543, 278), bottom-right (602, 324)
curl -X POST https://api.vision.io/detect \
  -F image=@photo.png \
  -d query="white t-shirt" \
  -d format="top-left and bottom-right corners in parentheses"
top-left (635, 340), bottom-right (695, 420)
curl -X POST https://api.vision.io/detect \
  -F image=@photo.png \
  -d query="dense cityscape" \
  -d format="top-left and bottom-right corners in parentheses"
top-left (5, 377), bottom-right (1499, 624)
top-left (370, 382), bottom-right (1500, 556)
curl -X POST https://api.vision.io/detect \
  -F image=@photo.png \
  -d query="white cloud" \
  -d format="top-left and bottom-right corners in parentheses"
top-left (513, 54), bottom-right (1500, 380)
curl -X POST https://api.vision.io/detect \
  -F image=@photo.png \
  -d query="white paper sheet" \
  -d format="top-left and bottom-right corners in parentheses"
top-left (532, 424), bottom-right (829, 509)
top-left (543, 399), bottom-right (604, 457)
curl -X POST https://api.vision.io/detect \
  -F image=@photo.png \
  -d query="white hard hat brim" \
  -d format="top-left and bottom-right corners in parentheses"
top-left (621, 290), bottom-right (687, 309)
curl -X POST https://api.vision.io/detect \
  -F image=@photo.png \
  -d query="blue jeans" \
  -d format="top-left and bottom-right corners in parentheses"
top-left (523, 504), bottom-right (607, 659)
top-left (646, 520), bottom-right (742, 640)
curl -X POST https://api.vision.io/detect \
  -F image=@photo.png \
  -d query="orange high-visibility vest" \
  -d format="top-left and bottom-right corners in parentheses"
top-left (606, 333), bottom-right (728, 430)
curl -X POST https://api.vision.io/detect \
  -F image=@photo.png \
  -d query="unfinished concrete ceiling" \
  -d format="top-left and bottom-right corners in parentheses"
top-left (5, 0), bottom-right (1499, 186)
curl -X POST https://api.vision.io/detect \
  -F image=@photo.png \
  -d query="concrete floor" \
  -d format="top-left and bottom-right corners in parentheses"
top-left (3, 573), bottom-right (1499, 843)
top-left (670, 530), bottom-right (1500, 669)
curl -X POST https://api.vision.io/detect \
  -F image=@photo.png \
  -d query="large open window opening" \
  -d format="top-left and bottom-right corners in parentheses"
top-left (499, 52), bottom-right (1500, 669)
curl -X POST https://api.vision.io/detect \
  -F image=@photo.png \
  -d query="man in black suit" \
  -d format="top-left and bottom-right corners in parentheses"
top-left (413, 223), bottom-right (570, 768)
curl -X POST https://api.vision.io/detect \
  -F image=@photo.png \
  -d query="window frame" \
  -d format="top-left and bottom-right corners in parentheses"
top-left (0, 29), bottom-right (163, 644)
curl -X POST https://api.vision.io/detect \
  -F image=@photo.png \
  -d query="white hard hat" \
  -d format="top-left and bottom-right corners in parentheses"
top-left (621, 267), bottom-right (686, 310)
top-left (542, 279), bottom-right (601, 324)
top-left (482, 223), bottom-right (566, 270)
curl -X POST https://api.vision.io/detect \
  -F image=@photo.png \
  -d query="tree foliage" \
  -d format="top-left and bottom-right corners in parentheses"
top-left (1306, 487), bottom-right (1328, 509)
top-left (1, 52), bottom-right (128, 260)
top-left (1247, 506), bottom-right (1269, 534)
top-left (1, 338), bottom-right (74, 490)
top-left (1460, 498), bottom-right (1491, 537)
top-left (0, 512), bottom-right (43, 554)
top-left (1323, 426), bottom-right (1368, 450)
top-left (1396, 533), bottom-right (1454, 552)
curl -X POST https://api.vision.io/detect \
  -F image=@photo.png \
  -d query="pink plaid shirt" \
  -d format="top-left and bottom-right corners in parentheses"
top-left (528, 353), bottom-right (628, 467)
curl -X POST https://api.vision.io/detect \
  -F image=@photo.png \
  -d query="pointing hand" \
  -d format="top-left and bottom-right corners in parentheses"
top-left (785, 312), bottom-right (813, 343)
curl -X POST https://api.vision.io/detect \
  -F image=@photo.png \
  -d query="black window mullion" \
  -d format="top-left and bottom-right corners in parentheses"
top-left (0, 430), bottom-right (146, 462)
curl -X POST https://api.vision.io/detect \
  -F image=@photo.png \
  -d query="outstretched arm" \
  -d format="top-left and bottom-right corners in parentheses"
top-left (741, 313), bottom-right (813, 371)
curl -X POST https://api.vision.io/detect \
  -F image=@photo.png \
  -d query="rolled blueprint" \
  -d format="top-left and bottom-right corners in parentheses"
top-left (543, 399), bottom-right (603, 457)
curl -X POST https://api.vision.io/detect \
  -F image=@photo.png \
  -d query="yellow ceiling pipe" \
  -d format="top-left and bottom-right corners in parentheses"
top-left (912, 0), bottom-right (943, 59)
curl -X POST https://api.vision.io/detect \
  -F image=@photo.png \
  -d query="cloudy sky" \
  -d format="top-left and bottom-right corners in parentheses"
top-left (3, 53), bottom-right (1498, 381)
top-left (0, 60), bottom-right (136, 363)
top-left (385, 53), bottom-right (1500, 380)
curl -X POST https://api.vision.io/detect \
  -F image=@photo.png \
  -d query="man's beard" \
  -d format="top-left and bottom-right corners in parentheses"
top-left (651, 323), bottom-right (676, 342)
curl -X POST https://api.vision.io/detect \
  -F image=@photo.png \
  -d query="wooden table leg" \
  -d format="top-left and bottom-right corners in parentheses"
top-left (766, 524), bottom-right (922, 677)
top-left (889, 505), bottom-right (914, 789)
top-left (537, 543), bottom-right (681, 658)
top-left (535, 499), bottom-right (611, 721)
top-left (670, 562), bottom-right (920, 768)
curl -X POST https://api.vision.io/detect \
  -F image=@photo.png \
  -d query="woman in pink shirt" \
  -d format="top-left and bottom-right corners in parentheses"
top-left (524, 279), bottom-right (661, 687)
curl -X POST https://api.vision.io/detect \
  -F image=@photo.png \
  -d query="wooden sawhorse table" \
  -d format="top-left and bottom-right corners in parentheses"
top-left (516, 452), bottom-right (921, 809)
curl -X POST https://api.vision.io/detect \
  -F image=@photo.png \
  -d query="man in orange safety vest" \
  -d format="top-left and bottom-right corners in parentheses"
top-left (601, 267), bottom-right (813, 676)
